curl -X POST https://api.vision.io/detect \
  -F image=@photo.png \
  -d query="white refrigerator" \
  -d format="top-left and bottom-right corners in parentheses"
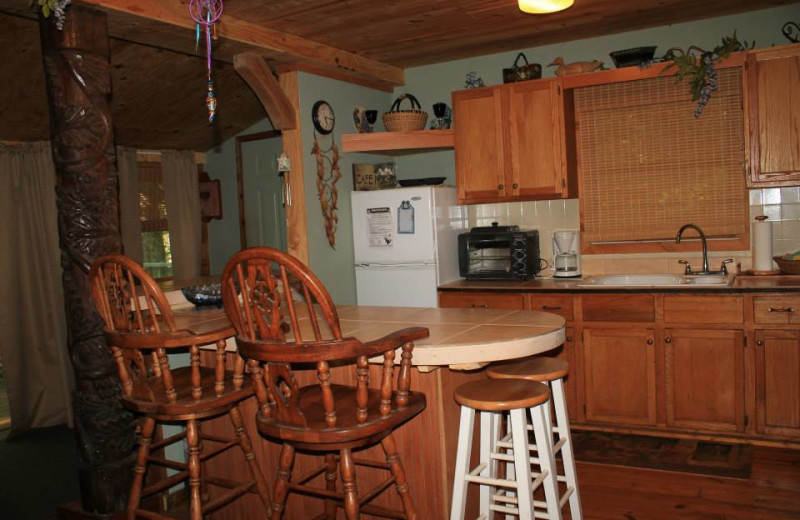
top-left (351, 186), bottom-right (467, 307)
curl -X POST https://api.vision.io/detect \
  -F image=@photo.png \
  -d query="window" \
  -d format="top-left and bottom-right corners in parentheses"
top-left (138, 162), bottom-right (173, 278)
top-left (574, 67), bottom-right (748, 254)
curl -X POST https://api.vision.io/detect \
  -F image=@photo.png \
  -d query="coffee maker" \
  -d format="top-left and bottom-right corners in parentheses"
top-left (552, 230), bottom-right (581, 278)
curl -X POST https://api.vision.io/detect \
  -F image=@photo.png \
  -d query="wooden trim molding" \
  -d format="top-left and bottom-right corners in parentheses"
top-left (233, 53), bottom-right (296, 130)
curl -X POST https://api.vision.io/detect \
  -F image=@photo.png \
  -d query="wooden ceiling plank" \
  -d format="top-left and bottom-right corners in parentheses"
top-left (75, 0), bottom-right (404, 87)
top-left (233, 53), bottom-right (297, 131)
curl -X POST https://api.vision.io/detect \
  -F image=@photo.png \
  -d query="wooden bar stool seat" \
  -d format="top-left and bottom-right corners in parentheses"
top-left (450, 379), bottom-right (563, 520)
top-left (488, 356), bottom-right (583, 520)
top-left (90, 255), bottom-right (272, 520)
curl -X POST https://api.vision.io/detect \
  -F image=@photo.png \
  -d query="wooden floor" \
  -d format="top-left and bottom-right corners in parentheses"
top-left (570, 445), bottom-right (800, 520)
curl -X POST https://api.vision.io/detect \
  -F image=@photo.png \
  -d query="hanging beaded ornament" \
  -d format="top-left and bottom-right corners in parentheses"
top-left (189, 0), bottom-right (223, 124)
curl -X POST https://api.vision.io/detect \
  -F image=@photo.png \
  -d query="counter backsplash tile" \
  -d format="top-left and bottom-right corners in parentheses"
top-left (467, 188), bottom-right (799, 276)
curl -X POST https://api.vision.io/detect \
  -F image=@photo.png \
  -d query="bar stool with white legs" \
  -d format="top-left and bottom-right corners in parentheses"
top-left (450, 378), bottom-right (563, 520)
top-left (487, 357), bottom-right (582, 520)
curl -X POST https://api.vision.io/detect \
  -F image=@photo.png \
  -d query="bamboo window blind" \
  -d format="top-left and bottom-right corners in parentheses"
top-left (575, 68), bottom-right (747, 250)
top-left (138, 161), bottom-right (169, 232)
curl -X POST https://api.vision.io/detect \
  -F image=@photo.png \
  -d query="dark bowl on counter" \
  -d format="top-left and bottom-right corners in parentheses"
top-left (609, 46), bottom-right (657, 68)
top-left (182, 283), bottom-right (223, 307)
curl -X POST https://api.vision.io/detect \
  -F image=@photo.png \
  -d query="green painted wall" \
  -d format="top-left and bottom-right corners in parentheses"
top-left (396, 4), bottom-right (800, 180)
top-left (297, 73), bottom-right (391, 304)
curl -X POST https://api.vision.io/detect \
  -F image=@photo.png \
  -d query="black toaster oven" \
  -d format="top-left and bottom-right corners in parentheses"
top-left (458, 224), bottom-right (541, 280)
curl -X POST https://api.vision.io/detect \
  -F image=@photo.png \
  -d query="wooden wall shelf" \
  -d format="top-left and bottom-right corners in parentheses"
top-left (341, 129), bottom-right (454, 155)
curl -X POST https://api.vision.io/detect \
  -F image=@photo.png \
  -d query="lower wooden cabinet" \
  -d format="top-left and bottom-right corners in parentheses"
top-left (755, 329), bottom-right (800, 436)
top-left (664, 328), bottom-right (746, 433)
top-left (582, 327), bottom-right (657, 427)
top-left (438, 291), bottom-right (525, 310)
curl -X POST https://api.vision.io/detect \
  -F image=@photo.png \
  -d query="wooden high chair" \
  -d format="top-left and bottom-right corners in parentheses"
top-left (221, 247), bottom-right (429, 520)
top-left (89, 254), bottom-right (272, 520)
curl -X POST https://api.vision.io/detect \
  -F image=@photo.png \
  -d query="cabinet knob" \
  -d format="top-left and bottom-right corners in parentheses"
top-left (665, 337), bottom-right (672, 344)
top-left (497, 184), bottom-right (504, 191)
top-left (768, 307), bottom-right (794, 313)
top-left (646, 339), bottom-right (654, 345)
top-left (566, 336), bottom-right (573, 342)
top-left (756, 340), bottom-right (764, 346)
top-left (471, 303), bottom-right (489, 309)
top-left (512, 183), bottom-right (519, 189)
top-left (542, 305), bottom-right (562, 311)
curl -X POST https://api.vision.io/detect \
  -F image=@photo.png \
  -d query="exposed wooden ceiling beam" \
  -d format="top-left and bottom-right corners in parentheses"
top-left (234, 53), bottom-right (296, 131)
top-left (75, 0), bottom-right (404, 89)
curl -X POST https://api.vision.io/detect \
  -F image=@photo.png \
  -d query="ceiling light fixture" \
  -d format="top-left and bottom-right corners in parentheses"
top-left (518, 0), bottom-right (574, 14)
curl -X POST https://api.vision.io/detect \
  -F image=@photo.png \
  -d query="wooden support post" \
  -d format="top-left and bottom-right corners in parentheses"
top-left (39, 6), bottom-right (135, 515)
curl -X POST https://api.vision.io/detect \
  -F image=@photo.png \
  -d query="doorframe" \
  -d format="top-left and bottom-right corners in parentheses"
top-left (235, 129), bottom-right (282, 250)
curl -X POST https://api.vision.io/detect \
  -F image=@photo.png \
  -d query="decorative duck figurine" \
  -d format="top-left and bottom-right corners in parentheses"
top-left (548, 57), bottom-right (605, 76)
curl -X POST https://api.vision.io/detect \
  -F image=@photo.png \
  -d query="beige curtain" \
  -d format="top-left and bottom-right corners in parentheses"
top-left (116, 146), bottom-right (143, 263)
top-left (161, 150), bottom-right (201, 280)
top-left (0, 142), bottom-right (73, 436)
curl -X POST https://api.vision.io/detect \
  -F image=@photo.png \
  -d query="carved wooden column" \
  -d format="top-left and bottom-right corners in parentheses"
top-left (39, 6), bottom-right (135, 515)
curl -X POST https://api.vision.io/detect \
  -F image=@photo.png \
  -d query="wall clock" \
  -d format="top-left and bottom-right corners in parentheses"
top-left (312, 100), bottom-right (335, 135)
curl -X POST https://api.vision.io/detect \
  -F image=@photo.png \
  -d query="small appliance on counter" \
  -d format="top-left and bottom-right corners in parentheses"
top-left (458, 223), bottom-right (541, 280)
top-left (552, 229), bottom-right (581, 278)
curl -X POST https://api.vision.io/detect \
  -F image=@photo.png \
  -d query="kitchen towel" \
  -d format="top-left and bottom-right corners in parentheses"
top-left (752, 216), bottom-right (774, 272)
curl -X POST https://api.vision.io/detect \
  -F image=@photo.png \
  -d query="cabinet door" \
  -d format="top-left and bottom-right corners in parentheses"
top-left (664, 328), bottom-right (745, 433)
top-left (438, 291), bottom-right (525, 310)
top-left (452, 87), bottom-right (507, 202)
top-left (583, 328), bottom-right (657, 426)
top-left (747, 45), bottom-right (800, 186)
top-left (507, 79), bottom-right (566, 198)
top-left (755, 329), bottom-right (800, 436)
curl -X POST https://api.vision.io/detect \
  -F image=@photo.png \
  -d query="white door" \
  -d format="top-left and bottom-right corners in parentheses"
top-left (355, 264), bottom-right (438, 307)
top-left (241, 135), bottom-right (287, 250)
top-left (351, 187), bottom-right (435, 265)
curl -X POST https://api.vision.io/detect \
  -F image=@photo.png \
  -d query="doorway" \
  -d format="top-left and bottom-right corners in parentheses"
top-left (236, 130), bottom-right (287, 250)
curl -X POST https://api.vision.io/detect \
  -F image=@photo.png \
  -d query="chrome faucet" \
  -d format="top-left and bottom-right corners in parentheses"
top-left (676, 223), bottom-right (710, 274)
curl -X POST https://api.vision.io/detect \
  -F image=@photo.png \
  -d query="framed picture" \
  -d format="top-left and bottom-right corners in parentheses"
top-left (353, 162), bottom-right (396, 191)
top-left (198, 175), bottom-right (223, 221)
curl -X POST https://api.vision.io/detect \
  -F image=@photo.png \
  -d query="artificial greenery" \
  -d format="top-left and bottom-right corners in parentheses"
top-left (663, 32), bottom-right (754, 116)
top-left (30, 0), bottom-right (71, 29)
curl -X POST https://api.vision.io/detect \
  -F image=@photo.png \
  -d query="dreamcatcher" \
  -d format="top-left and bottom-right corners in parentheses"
top-left (189, 0), bottom-right (223, 124)
top-left (311, 134), bottom-right (341, 249)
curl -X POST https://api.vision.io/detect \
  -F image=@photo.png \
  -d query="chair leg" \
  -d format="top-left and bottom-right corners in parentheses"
top-left (529, 405), bottom-right (563, 520)
top-left (228, 405), bottom-right (272, 512)
top-left (339, 448), bottom-right (359, 520)
top-left (510, 408), bottom-right (535, 520)
top-left (127, 416), bottom-right (156, 520)
top-left (381, 434), bottom-right (418, 520)
top-left (324, 453), bottom-right (338, 520)
top-left (552, 378), bottom-right (583, 520)
top-left (186, 419), bottom-right (203, 520)
top-left (270, 443), bottom-right (295, 520)
top-left (450, 406), bottom-right (475, 520)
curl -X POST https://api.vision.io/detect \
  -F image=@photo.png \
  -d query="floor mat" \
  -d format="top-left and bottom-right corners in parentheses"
top-left (571, 430), bottom-right (753, 479)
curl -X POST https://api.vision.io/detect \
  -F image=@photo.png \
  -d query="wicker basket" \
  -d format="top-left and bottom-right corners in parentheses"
top-left (383, 94), bottom-right (428, 132)
top-left (774, 256), bottom-right (800, 275)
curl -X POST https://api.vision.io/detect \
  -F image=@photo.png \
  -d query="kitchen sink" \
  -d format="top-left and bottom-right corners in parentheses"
top-left (578, 274), bottom-right (731, 287)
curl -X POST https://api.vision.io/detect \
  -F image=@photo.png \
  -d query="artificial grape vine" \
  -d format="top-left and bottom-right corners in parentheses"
top-left (663, 32), bottom-right (753, 117)
top-left (29, 0), bottom-right (72, 30)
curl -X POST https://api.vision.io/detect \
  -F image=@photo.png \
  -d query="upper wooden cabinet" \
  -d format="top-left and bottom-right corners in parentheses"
top-left (452, 78), bottom-right (572, 204)
top-left (747, 44), bottom-right (800, 187)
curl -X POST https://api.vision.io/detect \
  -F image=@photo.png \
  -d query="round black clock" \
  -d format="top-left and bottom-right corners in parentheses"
top-left (312, 100), bottom-right (335, 135)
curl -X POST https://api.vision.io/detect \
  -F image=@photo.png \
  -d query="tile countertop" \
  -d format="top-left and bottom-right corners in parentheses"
top-left (439, 275), bottom-right (800, 293)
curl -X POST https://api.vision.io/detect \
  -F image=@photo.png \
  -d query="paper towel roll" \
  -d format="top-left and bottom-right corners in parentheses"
top-left (753, 216), bottom-right (774, 272)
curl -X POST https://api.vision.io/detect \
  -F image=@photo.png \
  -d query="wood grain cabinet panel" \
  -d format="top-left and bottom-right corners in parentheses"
top-left (747, 44), bottom-right (800, 187)
top-left (664, 328), bottom-right (746, 433)
top-left (755, 329), bottom-right (800, 436)
top-left (663, 295), bottom-right (744, 324)
top-left (452, 78), bottom-right (569, 204)
top-left (583, 327), bottom-right (657, 426)
top-left (753, 296), bottom-right (800, 325)
top-left (526, 293), bottom-right (573, 321)
top-left (438, 291), bottom-right (525, 310)
top-left (581, 293), bottom-right (655, 322)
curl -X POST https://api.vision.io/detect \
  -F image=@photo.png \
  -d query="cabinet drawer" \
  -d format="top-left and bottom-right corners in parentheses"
top-left (664, 295), bottom-right (744, 324)
top-left (753, 297), bottom-right (800, 325)
top-left (581, 294), bottom-right (655, 322)
top-left (527, 294), bottom-right (573, 321)
top-left (438, 291), bottom-right (525, 310)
